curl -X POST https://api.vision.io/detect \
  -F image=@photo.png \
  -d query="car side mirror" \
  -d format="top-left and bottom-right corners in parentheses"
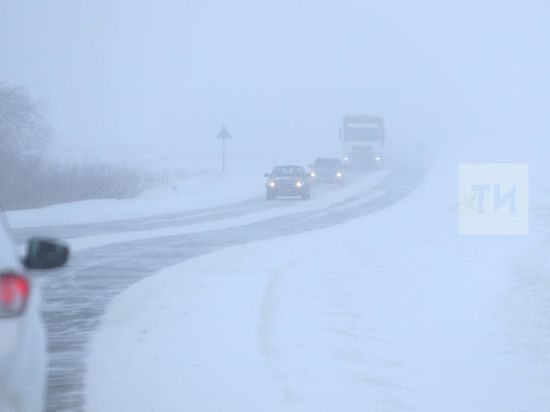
top-left (264, 173), bottom-right (270, 178)
top-left (23, 238), bottom-right (69, 270)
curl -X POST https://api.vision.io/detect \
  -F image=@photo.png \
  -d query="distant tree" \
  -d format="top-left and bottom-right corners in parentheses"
top-left (0, 85), bottom-right (51, 159)
top-left (0, 85), bottom-right (154, 210)
top-left (0, 85), bottom-right (51, 209)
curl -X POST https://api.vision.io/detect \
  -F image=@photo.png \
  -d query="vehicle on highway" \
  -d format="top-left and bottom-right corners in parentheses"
top-left (0, 219), bottom-right (69, 412)
top-left (340, 114), bottom-right (385, 169)
top-left (309, 157), bottom-right (346, 185)
top-left (265, 165), bottom-right (311, 200)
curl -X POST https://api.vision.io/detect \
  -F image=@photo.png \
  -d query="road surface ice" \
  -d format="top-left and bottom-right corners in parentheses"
top-left (85, 162), bottom-right (550, 412)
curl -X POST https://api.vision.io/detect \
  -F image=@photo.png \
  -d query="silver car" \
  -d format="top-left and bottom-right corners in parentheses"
top-left (0, 218), bottom-right (69, 412)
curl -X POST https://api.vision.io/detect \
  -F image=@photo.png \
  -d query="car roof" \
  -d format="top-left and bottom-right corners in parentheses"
top-left (0, 217), bottom-right (19, 270)
top-left (273, 165), bottom-right (304, 169)
top-left (315, 157), bottom-right (341, 162)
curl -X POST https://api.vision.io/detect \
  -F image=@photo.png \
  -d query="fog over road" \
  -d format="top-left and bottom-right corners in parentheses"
top-left (14, 166), bottom-right (423, 412)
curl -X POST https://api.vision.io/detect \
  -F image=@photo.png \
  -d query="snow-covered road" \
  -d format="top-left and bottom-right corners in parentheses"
top-left (84, 162), bottom-right (550, 412)
top-left (14, 166), bottom-right (424, 412)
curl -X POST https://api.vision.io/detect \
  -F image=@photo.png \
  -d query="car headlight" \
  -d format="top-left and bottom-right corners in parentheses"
top-left (375, 156), bottom-right (381, 161)
top-left (343, 156), bottom-right (349, 161)
top-left (336, 172), bottom-right (343, 178)
top-left (296, 181), bottom-right (303, 188)
top-left (310, 172), bottom-right (316, 177)
top-left (268, 181), bottom-right (276, 188)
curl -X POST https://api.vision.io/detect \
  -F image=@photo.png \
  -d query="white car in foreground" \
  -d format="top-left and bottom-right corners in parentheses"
top-left (0, 219), bottom-right (69, 412)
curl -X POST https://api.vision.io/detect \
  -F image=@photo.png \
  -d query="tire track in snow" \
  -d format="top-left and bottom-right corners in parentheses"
top-left (37, 166), bottom-right (425, 411)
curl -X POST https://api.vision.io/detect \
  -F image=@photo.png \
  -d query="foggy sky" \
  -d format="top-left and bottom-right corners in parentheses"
top-left (1, 0), bottom-right (549, 167)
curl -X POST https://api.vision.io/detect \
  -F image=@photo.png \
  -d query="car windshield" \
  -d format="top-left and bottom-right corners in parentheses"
top-left (314, 159), bottom-right (342, 168)
top-left (271, 166), bottom-right (305, 177)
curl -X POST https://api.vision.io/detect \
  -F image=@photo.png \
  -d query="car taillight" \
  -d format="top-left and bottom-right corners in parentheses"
top-left (0, 273), bottom-right (29, 317)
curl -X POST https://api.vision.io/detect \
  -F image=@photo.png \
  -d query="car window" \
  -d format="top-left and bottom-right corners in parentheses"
top-left (271, 166), bottom-right (305, 177)
top-left (314, 159), bottom-right (342, 168)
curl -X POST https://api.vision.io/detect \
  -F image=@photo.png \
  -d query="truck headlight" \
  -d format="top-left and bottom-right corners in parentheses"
top-left (310, 172), bottom-right (316, 177)
top-left (296, 181), bottom-right (303, 188)
top-left (268, 181), bottom-right (276, 188)
top-left (336, 172), bottom-right (343, 178)
top-left (343, 156), bottom-right (349, 161)
top-left (375, 156), bottom-right (381, 161)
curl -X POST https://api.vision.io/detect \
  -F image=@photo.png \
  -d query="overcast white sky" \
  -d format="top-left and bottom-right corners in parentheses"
top-left (1, 0), bottom-right (548, 167)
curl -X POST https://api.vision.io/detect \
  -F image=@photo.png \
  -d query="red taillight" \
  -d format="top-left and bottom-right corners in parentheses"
top-left (0, 273), bottom-right (30, 317)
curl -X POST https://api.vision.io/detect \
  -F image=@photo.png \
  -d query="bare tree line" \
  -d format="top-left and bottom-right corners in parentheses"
top-left (0, 85), bottom-right (152, 211)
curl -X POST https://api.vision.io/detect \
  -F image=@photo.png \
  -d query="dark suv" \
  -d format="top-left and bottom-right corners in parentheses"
top-left (265, 165), bottom-right (310, 200)
top-left (310, 157), bottom-right (345, 185)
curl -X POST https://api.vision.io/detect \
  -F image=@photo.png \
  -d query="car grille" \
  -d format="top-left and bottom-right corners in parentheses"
top-left (352, 146), bottom-right (373, 152)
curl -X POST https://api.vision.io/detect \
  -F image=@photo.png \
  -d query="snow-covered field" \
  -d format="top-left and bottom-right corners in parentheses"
top-left (84, 155), bottom-right (550, 411)
top-left (6, 153), bottom-right (347, 230)
top-left (6, 169), bottom-right (265, 229)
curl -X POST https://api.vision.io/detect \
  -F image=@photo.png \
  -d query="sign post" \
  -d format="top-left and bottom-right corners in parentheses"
top-left (217, 126), bottom-right (232, 172)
